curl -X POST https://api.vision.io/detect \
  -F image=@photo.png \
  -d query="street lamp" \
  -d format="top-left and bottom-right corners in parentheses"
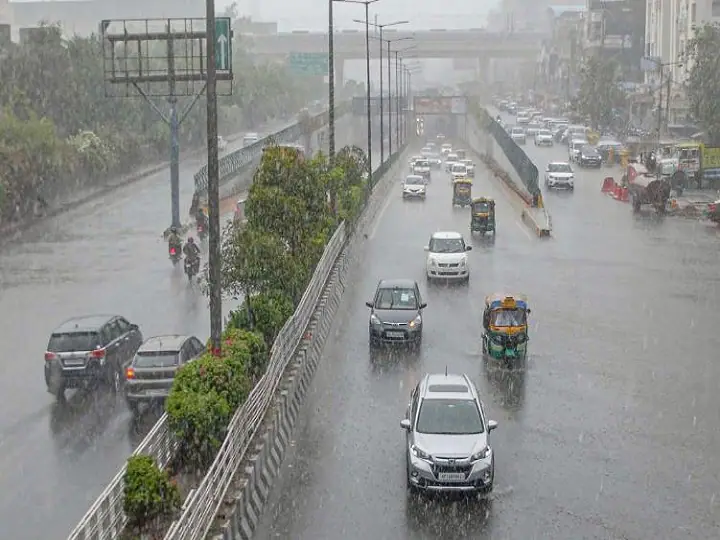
top-left (354, 18), bottom-right (408, 163)
top-left (380, 37), bottom-right (413, 155)
top-left (393, 44), bottom-right (416, 150)
top-left (332, 0), bottom-right (379, 184)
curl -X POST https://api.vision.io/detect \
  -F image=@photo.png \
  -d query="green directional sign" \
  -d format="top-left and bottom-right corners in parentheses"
top-left (288, 52), bottom-right (328, 76)
top-left (215, 18), bottom-right (231, 71)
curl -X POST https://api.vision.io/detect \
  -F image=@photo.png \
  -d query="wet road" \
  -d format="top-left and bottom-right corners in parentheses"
top-left (0, 113), bottom-right (378, 539)
top-left (255, 135), bottom-right (720, 539)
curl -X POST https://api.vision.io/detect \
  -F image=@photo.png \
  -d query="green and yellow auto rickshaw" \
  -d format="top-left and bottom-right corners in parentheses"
top-left (482, 294), bottom-right (531, 364)
top-left (452, 178), bottom-right (472, 207)
top-left (470, 197), bottom-right (496, 236)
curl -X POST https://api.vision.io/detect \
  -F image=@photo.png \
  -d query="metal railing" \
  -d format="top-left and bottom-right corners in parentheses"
top-left (164, 224), bottom-right (347, 540)
top-left (194, 101), bottom-right (352, 195)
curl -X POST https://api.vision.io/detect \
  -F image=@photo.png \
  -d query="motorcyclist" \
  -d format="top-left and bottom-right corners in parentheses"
top-left (183, 236), bottom-right (201, 261)
top-left (195, 207), bottom-right (208, 231)
top-left (168, 227), bottom-right (182, 252)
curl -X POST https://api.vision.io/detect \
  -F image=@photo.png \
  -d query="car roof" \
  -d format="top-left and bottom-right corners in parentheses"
top-left (53, 314), bottom-right (118, 333)
top-left (405, 175), bottom-right (424, 181)
top-left (377, 278), bottom-right (417, 289)
top-left (420, 373), bottom-right (476, 400)
top-left (571, 137), bottom-right (588, 143)
top-left (549, 161), bottom-right (571, 166)
top-left (431, 231), bottom-right (463, 239)
top-left (138, 334), bottom-right (193, 353)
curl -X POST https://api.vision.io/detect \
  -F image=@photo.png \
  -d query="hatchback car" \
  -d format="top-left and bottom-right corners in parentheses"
top-left (366, 279), bottom-right (426, 348)
top-left (401, 373), bottom-right (498, 494)
top-left (124, 335), bottom-right (205, 414)
top-left (425, 231), bottom-right (472, 282)
top-left (44, 315), bottom-right (143, 401)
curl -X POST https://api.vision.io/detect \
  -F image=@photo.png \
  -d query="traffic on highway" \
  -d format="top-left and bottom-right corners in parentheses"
top-left (254, 123), bottom-right (720, 539)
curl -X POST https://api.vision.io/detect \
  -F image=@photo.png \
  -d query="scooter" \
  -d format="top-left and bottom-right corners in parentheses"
top-left (169, 243), bottom-right (182, 266)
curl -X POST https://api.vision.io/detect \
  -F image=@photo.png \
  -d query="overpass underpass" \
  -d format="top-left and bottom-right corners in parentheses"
top-left (252, 130), bottom-right (720, 538)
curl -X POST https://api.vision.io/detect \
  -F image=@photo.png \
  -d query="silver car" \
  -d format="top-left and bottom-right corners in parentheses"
top-left (401, 373), bottom-right (497, 494)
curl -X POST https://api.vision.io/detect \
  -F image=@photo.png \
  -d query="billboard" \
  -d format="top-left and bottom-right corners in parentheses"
top-left (414, 96), bottom-right (468, 115)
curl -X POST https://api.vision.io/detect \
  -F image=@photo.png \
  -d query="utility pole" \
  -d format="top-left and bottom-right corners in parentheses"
top-left (328, 0), bottom-right (335, 160)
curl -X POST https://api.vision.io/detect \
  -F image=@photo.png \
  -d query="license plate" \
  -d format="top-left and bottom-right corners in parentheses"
top-left (386, 331), bottom-right (405, 338)
top-left (63, 359), bottom-right (84, 366)
top-left (438, 472), bottom-right (465, 482)
top-left (144, 390), bottom-right (167, 397)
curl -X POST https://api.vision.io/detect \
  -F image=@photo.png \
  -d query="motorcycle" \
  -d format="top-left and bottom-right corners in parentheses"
top-left (196, 221), bottom-right (208, 241)
top-left (168, 243), bottom-right (182, 266)
top-left (184, 255), bottom-right (200, 280)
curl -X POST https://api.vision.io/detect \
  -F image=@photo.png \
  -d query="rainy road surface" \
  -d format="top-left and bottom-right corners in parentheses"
top-left (0, 115), bottom-right (379, 539)
top-left (255, 136), bottom-right (720, 540)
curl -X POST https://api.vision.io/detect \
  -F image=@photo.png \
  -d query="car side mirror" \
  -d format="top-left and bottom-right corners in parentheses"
top-left (465, 245), bottom-right (472, 251)
top-left (365, 301), bottom-right (374, 308)
top-left (419, 302), bottom-right (427, 309)
top-left (423, 246), bottom-right (429, 251)
top-left (488, 420), bottom-right (498, 431)
top-left (400, 418), bottom-right (412, 430)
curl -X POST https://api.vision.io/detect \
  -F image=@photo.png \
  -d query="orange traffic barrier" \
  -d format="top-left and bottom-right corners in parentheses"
top-left (601, 177), bottom-right (615, 192)
top-left (619, 186), bottom-right (629, 202)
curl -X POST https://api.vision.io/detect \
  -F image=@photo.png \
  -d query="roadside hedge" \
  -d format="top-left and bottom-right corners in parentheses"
top-left (123, 455), bottom-right (181, 536)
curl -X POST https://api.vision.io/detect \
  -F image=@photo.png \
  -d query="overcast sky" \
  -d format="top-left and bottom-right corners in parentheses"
top-left (221, 0), bottom-right (497, 31)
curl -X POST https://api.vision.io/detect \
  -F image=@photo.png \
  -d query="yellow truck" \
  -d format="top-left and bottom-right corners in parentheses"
top-left (658, 142), bottom-right (720, 192)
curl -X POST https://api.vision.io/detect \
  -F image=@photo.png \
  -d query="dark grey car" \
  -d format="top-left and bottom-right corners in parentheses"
top-left (366, 279), bottom-right (427, 348)
top-left (44, 315), bottom-right (143, 401)
top-left (124, 334), bottom-right (205, 415)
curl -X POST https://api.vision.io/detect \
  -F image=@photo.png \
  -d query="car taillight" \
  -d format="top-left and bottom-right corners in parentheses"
top-left (125, 367), bottom-right (135, 379)
top-left (170, 247), bottom-right (177, 255)
top-left (44, 351), bottom-right (57, 361)
top-left (89, 348), bottom-right (106, 359)
top-left (709, 203), bottom-right (717, 214)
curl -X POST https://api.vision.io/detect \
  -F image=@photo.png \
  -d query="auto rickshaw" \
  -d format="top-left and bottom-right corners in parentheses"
top-left (470, 197), bottom-right (496, 236)
top-left (452, 178), bottom-right (472, 207)
top-left (482, 294), bottom-right (531, 364)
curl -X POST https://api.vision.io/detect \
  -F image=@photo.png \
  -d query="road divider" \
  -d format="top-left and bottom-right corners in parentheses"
top-left (462, 101), bottom-right (552, 237)
top-left (65, 116), bottom-right (399, 540)
top-left (166, 146), bottom-right (410, 540)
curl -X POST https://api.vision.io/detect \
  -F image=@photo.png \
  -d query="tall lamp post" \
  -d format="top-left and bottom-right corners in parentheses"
top-left (393, 45), bottom-right (416, 149)
top-left (354, 18), bottom-right (408, 163)
top-left (380, 37), bottom-right (413, 155)
top-left (333, 0), bottom-right (378, 182)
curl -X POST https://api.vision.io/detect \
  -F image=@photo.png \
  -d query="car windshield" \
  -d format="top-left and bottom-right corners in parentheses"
top-left (375, 287), bottom-right (418, 310)
top-left (538, 130), bottom-right (552, 136)
top-left (548, 163), bottom-right (572, 173)
top-left (415, 160), bottom-right (429, 167)
top-left (512, 128), bottom-right (523, 134)
top-left (447, 154), bottom-right (458, 160)
top-left (429, 237), bottom-right (465, 253)
top-left (473, 201), bottom-right (490, 213)
top-left (451, 165), bottom-right (466, 173)
top-left (490, 308), bottom-right (526, 327)
top-left (48, 332), bottom-right (100, 352)
top-left (134, 351), bottom-right (179, 368)
top-left (416, 398), bottom-right (484, 435)
top-left (582, 146), bottom-right (598, 155)
top-left (405, 177), bottom-right (425, 185)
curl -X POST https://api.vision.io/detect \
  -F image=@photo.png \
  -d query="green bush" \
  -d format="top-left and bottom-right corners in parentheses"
top-left (227, 291), bottom-right (295, 347)
top-left (166, 389), bottom-right (232, 472)
top-left (123, 455), bottom-right (181, 535)
top-left (171, 353), bottom-right (250, 411)
top-left (222, 328), bottom-right (269, 382)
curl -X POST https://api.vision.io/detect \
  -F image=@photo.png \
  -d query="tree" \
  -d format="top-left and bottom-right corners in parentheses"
top-left (687, 23), bottom-right (720, 144)
top-left (123, 455), bottom-right (181, 536)
top-left (576, 56), bottom-right (625, 130)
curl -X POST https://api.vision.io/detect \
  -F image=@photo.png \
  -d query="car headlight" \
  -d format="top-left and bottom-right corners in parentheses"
top-left (411, 444), bottom-right (431, 460)
top-left (460, 259), bottom-right (466, 267)
top-left (370, 314), bottom-right (381, 325)
top-left (471, 446), bottom-right (490, 461)
top-left (408, 314), bottom-right (422, 328)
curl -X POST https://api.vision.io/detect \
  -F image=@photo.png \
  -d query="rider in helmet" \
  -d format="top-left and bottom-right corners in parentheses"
top-left (183, 236), bottom-right (201, 260)
top-left (167, 226), bottom-right (182, 252)
top-left (195, 206), bottom-right (208, 231)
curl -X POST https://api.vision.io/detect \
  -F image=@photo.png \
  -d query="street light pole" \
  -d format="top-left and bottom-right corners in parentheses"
top-left (387, 39), bottom-right (392, 155)
top-left (328, 0), bottom-right (335, 160)
top-left (395, 53), bottom-right (400, 148)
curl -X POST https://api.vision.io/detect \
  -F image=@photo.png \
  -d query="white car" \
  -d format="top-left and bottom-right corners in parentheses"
top-left (440, 143), bottom-right (453, 156)
top-left (445, 153), bottom-right (459, 171)
top-left (510, 127), bottom-right (526, 145)
top-left (460, 159), bottom-right (475, 177)
top-left (568, 138), bottom-right (588, 162)
top-left (408, 155), bottom-right (423, 172)
top-left (544, 161), bottom-right (575, 191)
top-left (516, 115), bottom-right (530, 124)
top-left (412, 159), bottom-right (431, 180)
top-left (534, 129), bottom-right (554, 146)
top-left (450, 163), bottom-right (468, 180)
top-left (424, 231), bottom-right (472, 282)
top-left (402, 175), bottom-right (427, 199)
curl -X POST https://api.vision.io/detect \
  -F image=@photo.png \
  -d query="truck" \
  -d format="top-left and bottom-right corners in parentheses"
top-left (657, 142), bottom-right (720, 193)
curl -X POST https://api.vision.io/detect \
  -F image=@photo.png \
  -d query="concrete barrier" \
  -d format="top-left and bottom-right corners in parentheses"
top-left (208, 146), bottom-right (411, 540)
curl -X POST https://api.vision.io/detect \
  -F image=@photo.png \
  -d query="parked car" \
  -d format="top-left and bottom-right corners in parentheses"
top-left (44, 315), bottom-right (143, 401)
top-left (124, 334), bottom-right (205, 415)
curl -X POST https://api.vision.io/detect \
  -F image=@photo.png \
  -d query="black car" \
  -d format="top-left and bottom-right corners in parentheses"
top-left (44, 315), bottom-right (143, 401)
top-left (579, 145), bottom-right (602, 168)
top-left (124, 334), bottom-right (205, 415)
top-left (366, 279), bottom-right (427, 348)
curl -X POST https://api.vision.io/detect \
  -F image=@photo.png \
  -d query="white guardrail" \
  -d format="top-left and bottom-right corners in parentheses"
top-left (68, 225), bottom-right (346, 540)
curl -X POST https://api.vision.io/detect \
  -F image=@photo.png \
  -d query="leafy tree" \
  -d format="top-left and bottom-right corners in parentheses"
top-left (687, 23), bottom-right (720, 144)
top-left (123, 455), bottom-right (181, 535)
top-left (576, 56), bottom-right (625, 130)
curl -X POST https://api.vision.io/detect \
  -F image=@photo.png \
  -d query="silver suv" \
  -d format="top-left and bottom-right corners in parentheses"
top-left (400, 373), bottom-right (497, 494)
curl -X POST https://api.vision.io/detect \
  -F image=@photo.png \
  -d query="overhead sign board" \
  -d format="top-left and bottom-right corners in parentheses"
top-left (414, 96), bottom-right (468, 115)
top-left (352, 96), bottom-right (408, 116)
top-left (288, 52), bottom-right (328, 76)
top-left (215, 18), bottom-right (232, 71)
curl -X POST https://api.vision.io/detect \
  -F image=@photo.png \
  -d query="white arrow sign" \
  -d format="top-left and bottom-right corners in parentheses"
top-left (217, 34), bottom-right (228, 70)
